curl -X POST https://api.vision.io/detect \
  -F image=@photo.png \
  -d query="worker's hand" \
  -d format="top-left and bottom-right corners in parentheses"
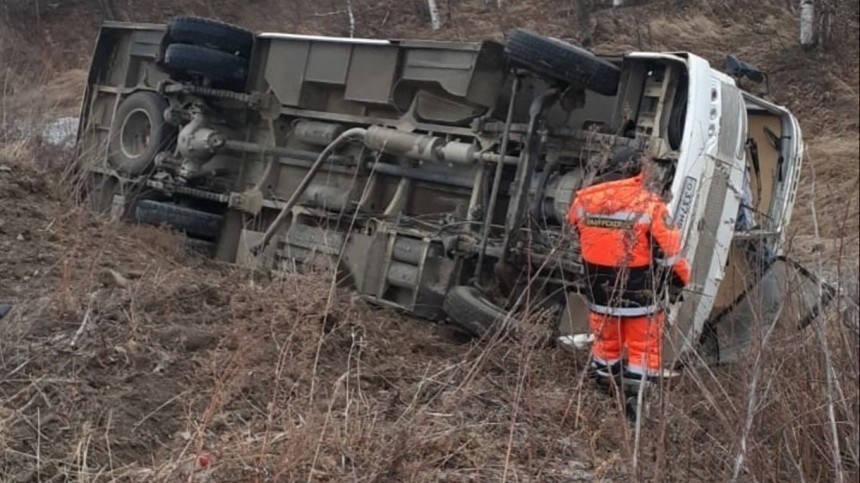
top-left (669, 283), bottom-right (685, 304)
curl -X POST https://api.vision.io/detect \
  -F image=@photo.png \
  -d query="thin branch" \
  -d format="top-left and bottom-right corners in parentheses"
top-left (807, 159), bottom-right (846, 483)
top-left (427, 0), bottom-right (441, 30)
top-left (731, 294), bottom-right (785, 482)
top-left (345, 0), bottom-right (355, 38)
top-left (69, 292), bottom-right (97, 348)
top-left (311, 10), bottom-right (347, 17)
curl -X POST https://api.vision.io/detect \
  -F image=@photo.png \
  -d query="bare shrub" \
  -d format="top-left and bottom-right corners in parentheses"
top-left (0, 1), bottom-right (857, 482)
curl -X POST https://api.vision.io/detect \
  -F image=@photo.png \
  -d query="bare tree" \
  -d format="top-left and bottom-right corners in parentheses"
top-left (800, 0), bottom-right (816, 48)
top-left (97, 0), bottom-right (118, 21)
top-left (817, 2), bottom-right (834, 49)
top-left (345, 0), bottom-right (355, 37)
top-left (427, 0), bottom-right (441, 30)
top-left (575, 0), bottom-right (593, 47)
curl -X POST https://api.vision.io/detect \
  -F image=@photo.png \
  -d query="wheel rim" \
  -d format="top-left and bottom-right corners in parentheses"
top-left (119, 108), bottom-right (153, 159)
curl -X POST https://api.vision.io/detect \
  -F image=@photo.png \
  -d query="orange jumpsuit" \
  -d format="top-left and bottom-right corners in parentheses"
top-left (568, 173), bottom-right (691, 375)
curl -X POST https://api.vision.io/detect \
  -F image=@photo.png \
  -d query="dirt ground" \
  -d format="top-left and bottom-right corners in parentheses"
top-left (0, 0), bottom-right (858, 482)
top-left (0, 149), bottom-right (619, 481)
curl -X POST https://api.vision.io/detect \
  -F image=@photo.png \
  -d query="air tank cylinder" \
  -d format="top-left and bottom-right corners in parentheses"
top-left (364, 126), bottom-right (476, 164)
top-left (542, 169), bottom-right (585, 223)
top-left (293, 121), bottom-right (346, 147)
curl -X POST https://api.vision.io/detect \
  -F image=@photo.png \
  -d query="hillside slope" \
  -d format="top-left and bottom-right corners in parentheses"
top-left (1, 1), bottom-right (858, 482)
top-left (4, 0), bottom-right (857, 246)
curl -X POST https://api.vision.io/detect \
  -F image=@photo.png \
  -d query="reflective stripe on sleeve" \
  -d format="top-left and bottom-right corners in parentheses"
top-left (655, 253), bottom-right (683, 266)
top-left (589, 211), bottom-right (651, 223)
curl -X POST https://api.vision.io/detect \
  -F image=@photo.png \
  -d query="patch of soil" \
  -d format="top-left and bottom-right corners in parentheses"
top-left (0, 1), bottom-right (857, 482)
top-left (0, 158), bottom-right (612, 481)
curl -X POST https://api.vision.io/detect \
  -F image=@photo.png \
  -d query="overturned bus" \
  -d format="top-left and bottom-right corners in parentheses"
top-left (74, 16), bottom-right (834, 367)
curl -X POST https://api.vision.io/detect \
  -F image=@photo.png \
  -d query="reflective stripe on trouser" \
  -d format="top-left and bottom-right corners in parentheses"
top-left (589, 312), bottom-right (623, 366)
top-left (588, 311), bottom-right (665, 373)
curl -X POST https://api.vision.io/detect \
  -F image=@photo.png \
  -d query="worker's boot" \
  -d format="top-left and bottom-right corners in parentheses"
top-left (621, 367), bottom-right (681, 398)
top-left (620, 369), bottom-right (681, 423)
top-left (586, 358), bottom-right (624, 395)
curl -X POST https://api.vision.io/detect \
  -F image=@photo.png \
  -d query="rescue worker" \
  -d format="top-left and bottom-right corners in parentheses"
top-left (568, 147), bottom-right (691, 392)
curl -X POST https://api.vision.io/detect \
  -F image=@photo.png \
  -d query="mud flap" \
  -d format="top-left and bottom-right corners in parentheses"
top-left (701, 256), bottom-right (837, 364)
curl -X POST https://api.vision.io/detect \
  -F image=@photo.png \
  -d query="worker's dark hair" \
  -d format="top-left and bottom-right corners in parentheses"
top-left (594, 146), bottom-right (643, 183)
top-left (608, 146), bottom-right (643, 176)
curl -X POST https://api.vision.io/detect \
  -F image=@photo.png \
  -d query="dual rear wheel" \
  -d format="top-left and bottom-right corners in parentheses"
top-left (157, 16), bottom-right (255, 90)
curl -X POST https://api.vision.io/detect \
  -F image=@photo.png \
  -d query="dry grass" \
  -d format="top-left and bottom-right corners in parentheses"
top-left (1, 155), bottom-right (856, 481)
top-left (0, 156), bottom-right (603, 481)
top-left (791, 137), bottom-right (860, 243)
top-left (0, 0), bottom-right (858, 482)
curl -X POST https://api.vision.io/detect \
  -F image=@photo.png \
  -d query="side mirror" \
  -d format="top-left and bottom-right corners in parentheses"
top-left (725, 54), bottom-right (765, 83)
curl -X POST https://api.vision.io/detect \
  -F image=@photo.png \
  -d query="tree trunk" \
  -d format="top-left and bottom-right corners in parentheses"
top-left (98, 0), bottom-right (118, 21)
top-left (800, 0), bottom-right (816, 48)
top-left (427, 0), bottom-right (441, 30)
top-left (575, 0), bottom-right (593, 47)
top-left (345, 0), bottom-right (355, 37)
